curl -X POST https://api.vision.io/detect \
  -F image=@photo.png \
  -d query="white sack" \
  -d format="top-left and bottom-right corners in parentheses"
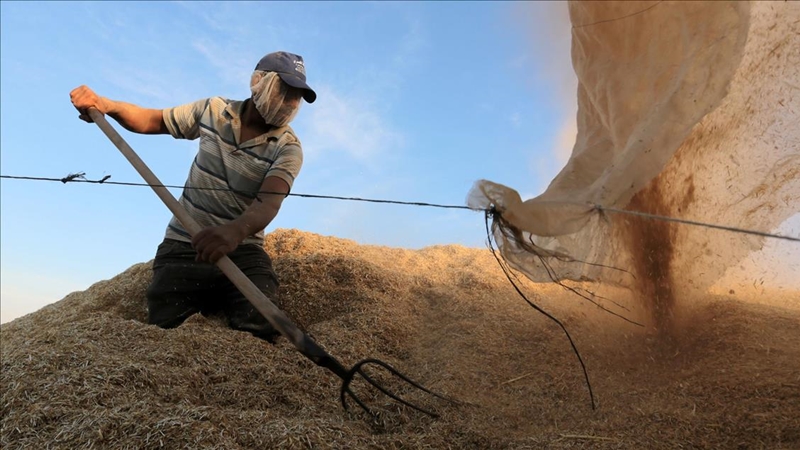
top-left (469, 1), bottom-right (799, 300)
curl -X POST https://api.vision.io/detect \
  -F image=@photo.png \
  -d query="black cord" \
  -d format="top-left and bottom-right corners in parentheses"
top-left (485, 209), bottom-right (596, 410)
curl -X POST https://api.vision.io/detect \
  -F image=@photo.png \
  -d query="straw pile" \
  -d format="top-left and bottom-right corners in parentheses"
top-left (2, 228), bottom-right (799, 449)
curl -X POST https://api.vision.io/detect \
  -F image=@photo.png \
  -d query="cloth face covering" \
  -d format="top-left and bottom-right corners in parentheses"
top-left (250, 71), bottom-right (301, 127)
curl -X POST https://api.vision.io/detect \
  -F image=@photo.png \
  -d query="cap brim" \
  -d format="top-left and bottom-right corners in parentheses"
top-left (277, 72), bottom-right (316, 104)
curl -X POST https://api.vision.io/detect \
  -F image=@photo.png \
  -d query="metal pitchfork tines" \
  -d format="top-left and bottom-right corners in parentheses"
top-left (326, 355), bottom-right (457, 418)
top-left (87, 108), bottom-right (460, 419)
top-left (342, 358), bottom-right (455, 417)
top-left (286, 330), bottom-right (459, 418)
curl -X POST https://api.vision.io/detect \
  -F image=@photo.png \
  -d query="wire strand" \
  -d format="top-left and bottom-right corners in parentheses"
top-left (0, 174), bottom-right (474, 210)
top-left (594, 205), bottom-right (800, 243)
top-left (2, 173), bottom-right (797, 242)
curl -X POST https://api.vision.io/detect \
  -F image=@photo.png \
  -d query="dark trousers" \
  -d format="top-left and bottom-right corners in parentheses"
top-left (146, 238), bottom-right (280, 342)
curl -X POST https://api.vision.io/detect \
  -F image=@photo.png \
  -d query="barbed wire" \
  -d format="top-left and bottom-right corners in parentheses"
top-left (0, 174), bottom-right (474, 210)
top-left (2, 173), bottom-right (798, 243)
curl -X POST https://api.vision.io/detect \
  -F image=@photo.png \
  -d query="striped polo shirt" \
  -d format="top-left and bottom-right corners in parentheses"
top-left (161, 96), bottom-right (303, 245)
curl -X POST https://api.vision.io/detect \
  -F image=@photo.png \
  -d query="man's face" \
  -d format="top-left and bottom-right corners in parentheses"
top-left (284, 87), bottom-right (303, 108)
top-left (279, 86), bottom-right (303, 116)
top-left (250, 71), bottom-right (303, 127)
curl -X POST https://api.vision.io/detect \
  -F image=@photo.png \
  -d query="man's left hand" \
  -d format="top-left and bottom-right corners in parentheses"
top-left (191, 224), bottom-right (243, 263)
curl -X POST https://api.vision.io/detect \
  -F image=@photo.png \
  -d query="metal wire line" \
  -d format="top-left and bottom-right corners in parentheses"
top-left (0, 174), bottom-right (474, 210)
top-left (2, 173), bottom-right (798, 243)
top-left (593, 205), bottom-right (800, 243)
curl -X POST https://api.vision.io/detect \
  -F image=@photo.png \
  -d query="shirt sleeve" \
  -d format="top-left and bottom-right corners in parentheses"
top-left (161, 98), bottom-right (210, 140)
top-left (265, 143), bottom-right (303, 193)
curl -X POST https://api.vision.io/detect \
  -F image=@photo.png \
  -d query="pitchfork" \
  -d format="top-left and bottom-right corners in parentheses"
top-left (86, 108), bottom-right (458, 419)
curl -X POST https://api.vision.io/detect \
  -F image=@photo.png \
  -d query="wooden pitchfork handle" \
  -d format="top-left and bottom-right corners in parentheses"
top-left (86, 108), bottom-right (349, 379)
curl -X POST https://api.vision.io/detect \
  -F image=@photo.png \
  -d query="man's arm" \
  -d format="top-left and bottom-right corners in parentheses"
top-left (191, 176), bottom-right (290, 263)
top-left (70, 85), bottom-right (168, 135)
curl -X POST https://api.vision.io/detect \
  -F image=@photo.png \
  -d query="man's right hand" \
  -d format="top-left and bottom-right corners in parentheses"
top-left (70, 85), bottom-right (113, 123)
top-left (69, 86), bottom-right (167, 134)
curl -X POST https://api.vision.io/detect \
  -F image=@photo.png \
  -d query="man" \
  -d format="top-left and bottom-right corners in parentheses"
top-left (70, 51), bottom-right (316, 342)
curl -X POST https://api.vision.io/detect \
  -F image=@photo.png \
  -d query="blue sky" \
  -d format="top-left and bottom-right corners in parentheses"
top-left (1, 1), bottom-right (578, 322)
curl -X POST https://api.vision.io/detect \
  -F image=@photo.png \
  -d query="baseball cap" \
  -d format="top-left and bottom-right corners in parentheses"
top-left (255, 51), bottom-right (317, 103)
